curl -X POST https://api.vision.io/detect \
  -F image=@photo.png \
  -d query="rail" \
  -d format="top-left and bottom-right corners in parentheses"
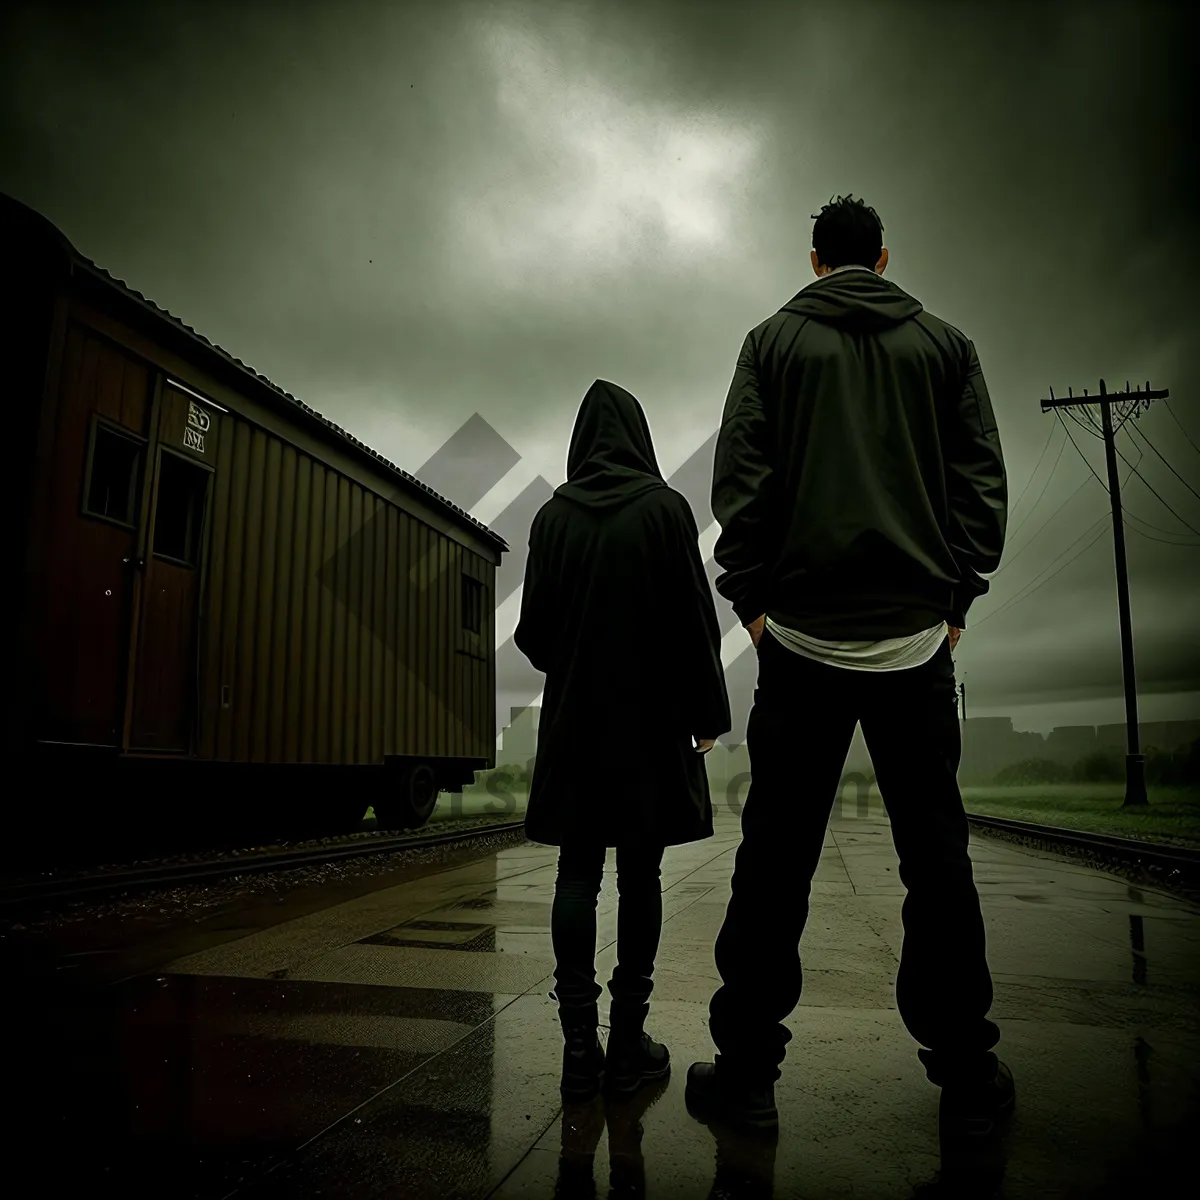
top-left (4, 812), bottom-right (1197, 909)
top-left (964, 811), bottom-right (1200, 888)
top-left (0, 819), bottom-right (528, 909)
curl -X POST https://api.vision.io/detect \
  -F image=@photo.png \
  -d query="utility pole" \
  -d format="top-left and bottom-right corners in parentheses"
top-left (1039, 379), bottom-right (1169, 807)
top-left (958, 681), bottom-right (967, 722)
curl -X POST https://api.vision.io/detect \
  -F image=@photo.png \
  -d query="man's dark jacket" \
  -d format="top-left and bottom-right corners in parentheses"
top-left (711, 268), bottom-right (1008, 639)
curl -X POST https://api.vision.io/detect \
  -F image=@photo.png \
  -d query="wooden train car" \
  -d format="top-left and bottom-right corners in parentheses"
top-left (4, 192), bottom-right (507, 835)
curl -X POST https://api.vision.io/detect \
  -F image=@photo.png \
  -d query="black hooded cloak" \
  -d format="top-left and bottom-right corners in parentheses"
top-left (514, 380), bottom-right (731, 848)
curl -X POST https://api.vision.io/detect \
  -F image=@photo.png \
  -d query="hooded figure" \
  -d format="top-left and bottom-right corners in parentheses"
top-left (514, 379), bottom-right (730, 1101)
top-left (515, 379), bottom-right (730, 846)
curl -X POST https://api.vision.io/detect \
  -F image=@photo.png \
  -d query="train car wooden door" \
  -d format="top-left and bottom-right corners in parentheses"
top-left (35, 324), bottom-right (154, 748)
top-left (125, 384), bottom-right (219, 752)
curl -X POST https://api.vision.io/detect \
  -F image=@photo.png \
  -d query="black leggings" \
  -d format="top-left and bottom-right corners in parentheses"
top-left (552, 843), bottom-right (665, 1015)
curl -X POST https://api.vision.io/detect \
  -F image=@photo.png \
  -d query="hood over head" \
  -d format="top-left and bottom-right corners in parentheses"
top-left (782, 267), bottom-right (923, 331)
top-left (554, 379), bottom-right (668, 511)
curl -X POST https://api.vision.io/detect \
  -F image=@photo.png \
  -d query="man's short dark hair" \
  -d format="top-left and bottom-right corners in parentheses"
top-left (811, 194), bottom-right (884, 269)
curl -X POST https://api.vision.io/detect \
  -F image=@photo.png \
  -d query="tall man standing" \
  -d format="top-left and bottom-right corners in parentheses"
top-left (687, 195), bottom-right (1013, 1138)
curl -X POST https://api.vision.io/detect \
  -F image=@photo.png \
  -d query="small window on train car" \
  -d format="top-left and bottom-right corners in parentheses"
top-left (152, 451), bottom-right (209, 567)
top-left (461, 574), bottom-right (483, 634)
top-left (84, 423), bottom-right (142, 527)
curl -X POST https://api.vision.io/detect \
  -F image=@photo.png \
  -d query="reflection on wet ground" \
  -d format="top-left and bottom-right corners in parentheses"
top-left (6, 808), bottom-right (1198, 1198)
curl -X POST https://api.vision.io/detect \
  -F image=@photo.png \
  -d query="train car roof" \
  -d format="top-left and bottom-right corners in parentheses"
top-left (2, 191), bottom-right (509, 555)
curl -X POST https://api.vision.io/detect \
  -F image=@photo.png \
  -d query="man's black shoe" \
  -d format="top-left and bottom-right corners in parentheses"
top-left (685, 1061), bottom-right (779, 1132)
top-left (939, 1061), bottom-right (1015, 1138)
top-left (605, 1030), bottom-right (670, 1097)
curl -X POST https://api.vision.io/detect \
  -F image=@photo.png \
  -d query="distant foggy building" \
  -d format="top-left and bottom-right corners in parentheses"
top-left (495, 703), bottom-right (1197, 790)
top-left (956, 718), bottom-right (1046, 784)
top-left (1041, 725), bottom-right (1100, 768)
top-left (1136, 721), bottom-right (1200, 754)
top-left (956, 717), bottom-right (1200, 785)
top-left (831, 715), bottom-right (1196, 788)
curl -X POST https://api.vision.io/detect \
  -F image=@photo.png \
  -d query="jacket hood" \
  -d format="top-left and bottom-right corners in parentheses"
top-left (554, 379), bottom-right (669, 511)
top-left (781, 268), bottom-right (923, 331)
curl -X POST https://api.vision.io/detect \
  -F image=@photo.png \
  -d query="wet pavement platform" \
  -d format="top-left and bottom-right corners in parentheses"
top-left (8, 805), bottom-right (1198, 1198)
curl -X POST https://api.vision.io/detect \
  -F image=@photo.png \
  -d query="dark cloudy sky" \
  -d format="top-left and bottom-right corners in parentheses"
top-left (4, 0), bottom-right (1197, 736)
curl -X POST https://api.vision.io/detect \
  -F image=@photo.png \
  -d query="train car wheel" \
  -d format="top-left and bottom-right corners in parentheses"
top-left (404, 762), bottom-right (440, 828)
top-left (377, 762), bottom-right (440, 830)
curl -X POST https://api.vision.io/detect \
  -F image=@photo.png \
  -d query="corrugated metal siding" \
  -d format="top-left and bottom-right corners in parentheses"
top-left (383, 502), bottom-right (398, 764)
top-left (198, 410), bottom-right (491, 765)
top-left (415, 520), bottom-right (427, 751)
top-left (371, 498), bottom-right (387, 765)
top-left (435, 533), bottom-right (447, 757)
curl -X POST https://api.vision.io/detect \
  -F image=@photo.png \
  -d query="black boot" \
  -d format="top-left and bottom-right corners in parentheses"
top-left (939, 1060), bottom-right (1016, 1139)
top-left (558, 1001), bottom-right (605, 1099)
top-left (605, 1000), bottom-right (670, 1098)
top-left (685, 1058), bottom-right (778, 1132)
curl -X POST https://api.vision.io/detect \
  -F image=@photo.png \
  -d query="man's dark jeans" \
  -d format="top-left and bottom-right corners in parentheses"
top-left (710, 629), bottom-right (1000, 1087)
top-left (552, 843), bottom-right (665, 1018)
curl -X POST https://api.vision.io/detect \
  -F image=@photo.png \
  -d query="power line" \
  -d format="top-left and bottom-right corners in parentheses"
top-left (1066, 401), bottom-right (1101, 437)
top-left (991, 420), bottom-right (1148, 584)
top-left (971, 515), bottom-right (1109, 629)
top-left (1163, 398), bottom-right (1200, 457)
top-left (1112, 399), bottom-right (1141, 434)
top-left (1119, 497), bottom-right (1192, 537)
top-left (1008, 427), bottom-right (1070, 541)
top-left (1056, 412), bottom-right (1176, 535)
top-left (1077, 404), bottom-right (1104, 436)
top-left (1055, 412), bottom-right (1191, 536)
top-left (1124, 519), bottom-right (1200, 547)
top-left (1113, 437), bottom-right (1200, 537)
top-left (976, 443), bottom-right (1141, 625)
top-left (1007, 420), bottom-right (1060, 523)
top-left (1056, 409), bottom-right (1108, 481)
top-left (1125, 419), bottom-right (1200, 503)
top-left (992, 470), bottom-right (1093, 578)
top-left (1065, 395), bottom-right (1140, 438)
top-left (974, 440), bottom-right (1141, 621)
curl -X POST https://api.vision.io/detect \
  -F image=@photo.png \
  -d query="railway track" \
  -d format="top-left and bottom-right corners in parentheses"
top-left (964, 811), bottom-right (1200, 891)
top-left (0, 818), bottom-right (528, 909)
top-left (2, 811), bottom-right (1196, 911)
